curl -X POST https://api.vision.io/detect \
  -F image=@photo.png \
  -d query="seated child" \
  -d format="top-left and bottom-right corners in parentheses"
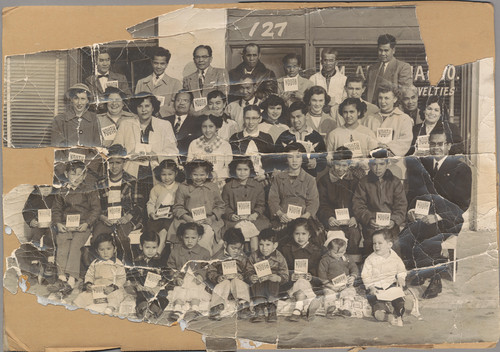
top-left (318, 231), bottom-right (359, 318)
top-left (222, 157), bottom-right (270, 253)
top-left (268, 142), bottom-right (319, 230)
top-left (352, 152), bottom-right (407, 256)
top-left (207, 228), bottom-right (251, 321)
top-left (146, 159), bottom-right (181, 260)
top-left (18, 185), bottom-right (57, 283)
top-left (73, 233), bottom-right (126, 315)
top-left (317, 147), bottom-right (362, 261)
top-left (167, 222), bottom-right (211, 321)
top-left (169, 160), bottom-right (225, 255)
top-left (50, 160), bottom-right (101, 294)
top-left (279, 218), bottom-right (322, 322)
top-left (245, 229), bottom-right (289, 323)
top-left (127, 231), bottom-right (171, 320)
top-left (361, 230), bottom-right (407, 327)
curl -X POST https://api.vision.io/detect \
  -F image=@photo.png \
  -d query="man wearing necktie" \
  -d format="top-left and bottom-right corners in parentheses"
top-left (399, 127), bottom-right (472, 299)
top-left (182, 45), bottom-right (229, 115)
top-left (365, 34), bottom-right (413, 105)
top-left (162, 90), bottom-right (202, 160)
top-left (135, 46), bottom-right (182, 117)
top-left (84, 48), bottom-right (132, 108)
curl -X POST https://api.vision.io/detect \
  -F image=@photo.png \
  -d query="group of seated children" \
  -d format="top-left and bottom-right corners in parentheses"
top-left (21, 142), bottom-right (410, 326)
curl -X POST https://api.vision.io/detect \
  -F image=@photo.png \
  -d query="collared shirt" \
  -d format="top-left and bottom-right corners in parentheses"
top-left (268, 168), bottom-right (320, 217)
top-left (365, 107), bottom-right (414, 156)
top-left (245, 249), bottom-right (289, 283)
top-left (243, 128), bottom-right (260, 138)
top-left (153, 72), bottom-right (165, 86)
top-left (97, 71), bottom-right (110, 91)
top-left (85, 257), bottom-right (126, 287)
top-left (167, 243), bottom-right (210, 279)
top-left (361, 249), bottom-right (406, 290)
top-left (97, 171), bottom-right (143, 226)
top-left (280, 241), bottom-right (322, 277)
top-left (140, 121), bottom-right (154, 144)
top-left (222, 178), bottom-right (266, 218)
top-left (318, 253), bottom-right (359, 281)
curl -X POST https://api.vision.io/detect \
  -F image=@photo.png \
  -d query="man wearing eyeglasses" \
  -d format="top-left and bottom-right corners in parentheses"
top-left (183, 45), bottom-right (229, 104)
top-left (309, 48), bottom-right (347, 107)
top-left (399, 127), bottom-right (471, 299)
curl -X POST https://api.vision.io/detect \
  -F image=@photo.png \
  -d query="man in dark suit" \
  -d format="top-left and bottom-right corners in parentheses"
top-left (400, 126), bottom-right (472, 298)
top-left (84, 49), bottom-right (132, 105)
top-left (162, 90), bottom-right (202, 160)
top-left (366, 34), bottom-right (413, 104)
top-left (228, 43), bottom-right (277, 102)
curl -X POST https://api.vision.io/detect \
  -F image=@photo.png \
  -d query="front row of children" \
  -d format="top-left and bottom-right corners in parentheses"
top-left (73, 218), bottom-right (407, 326)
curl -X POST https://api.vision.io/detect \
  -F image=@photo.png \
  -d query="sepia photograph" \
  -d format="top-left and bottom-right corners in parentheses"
top-left (2, 3), bottom-right (498, 351)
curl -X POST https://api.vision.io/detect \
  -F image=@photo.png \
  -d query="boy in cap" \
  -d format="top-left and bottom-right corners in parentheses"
top-left (51, 83), bottom-right (101, 147)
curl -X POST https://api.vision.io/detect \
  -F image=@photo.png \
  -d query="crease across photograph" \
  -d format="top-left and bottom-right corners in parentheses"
top-left (3, 5), bottom-right (498, 350)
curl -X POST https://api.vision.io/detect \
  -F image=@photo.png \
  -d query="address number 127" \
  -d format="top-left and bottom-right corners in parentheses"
top-left (248, 22), bottom-right (288, 38)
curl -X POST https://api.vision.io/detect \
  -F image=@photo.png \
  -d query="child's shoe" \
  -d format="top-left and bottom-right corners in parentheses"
top-left (148, 302), bottom-right (165, 319)
top-left (388, 314), bottom-right (399, 326)
top-left (250, 304), bottom-right (265, 323)
top-left (266, 303), bottom-right (278, 323)
top-left (135, 301), bottom-right (148, 319)
top-left (374, 309), bottom-right (387, 322)
top-left (47, 279), bottom-right (66, 293)
top-left (237, 303), bottom-right (252, 320)
top-left (396, 316), bottom-right (404, 327)
top-left (168, 310), bottom-right (182, 321)
top-left (184, 310), bottom-right (201, 322)
top-left (325, 305), bottom-right (337, 319)
top-left (286, 309), bottom-right (301, 322)
top-left (209, 304), bottom-right (224, 321)
top-left (307, 298), bottom-right (321, 321)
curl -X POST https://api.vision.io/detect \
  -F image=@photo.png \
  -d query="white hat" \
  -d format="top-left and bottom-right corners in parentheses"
top-left (324, 230), bottom-right (348, 248)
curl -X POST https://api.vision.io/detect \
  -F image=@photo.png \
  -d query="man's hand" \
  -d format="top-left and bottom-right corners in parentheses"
top-left (328, 216), bottom-right (340, 228)
top-left (249, 274), bottom-right (259, 284)
top-left (30, 219), bottom-right (39, 228)
top-left (230, 214), bottom-right (241, 222)
top-left (348, 217), bottom-right (357, 228)
top-left (422, 214), bottom-right (439, 225)
top-left (248, 213), bottom-right (259, 221)
top-left (56, 223), bottom-right (67, 233)
top-left (277, 210), bottom-right (291, 224)
top-left (78, 222), bottom-right (89, 232)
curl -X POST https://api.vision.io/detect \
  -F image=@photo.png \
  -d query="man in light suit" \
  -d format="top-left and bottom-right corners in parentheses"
top-left (135, 47), bottom-right (182, 117)
top-left (400, 127), bottom-right (472, 299)
top-left (162, 90), bottom-right (202, 159)
top-left (84, 48), bottom-right (132, 107)
top-left (309, 48), bottom-right (347, 107)
top-left (183, 45), bottom-right (229, 113)
top-left (366, 34), bottom-right (413, 104)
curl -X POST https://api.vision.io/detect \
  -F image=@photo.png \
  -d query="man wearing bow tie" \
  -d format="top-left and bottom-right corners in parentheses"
top-left (365, 34), bottom-right (413, 105)
top-left (135, 47), bottom-right (182, 117)
top-left (85, 49), bottom-right (132, 104)
top-left (400, 127), bottom-right (472, 298)
top-left (183, 45), bottom-right (229, 115)
top-left (162, 90), bottom-right (202, 160)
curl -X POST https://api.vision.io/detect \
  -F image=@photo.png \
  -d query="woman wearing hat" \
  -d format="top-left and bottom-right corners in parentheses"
top-left (97, 87), bottom-right (135, 147)
top-left (51, 83), bottom-right (101, 147)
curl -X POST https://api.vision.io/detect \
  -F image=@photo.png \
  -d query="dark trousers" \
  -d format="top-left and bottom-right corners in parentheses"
top-left (250, 280), bottom-right (280, 305)
top-left (367, 294), bottom-right (405, 317)
top-left (135, 288), bottom-right (169, 312)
